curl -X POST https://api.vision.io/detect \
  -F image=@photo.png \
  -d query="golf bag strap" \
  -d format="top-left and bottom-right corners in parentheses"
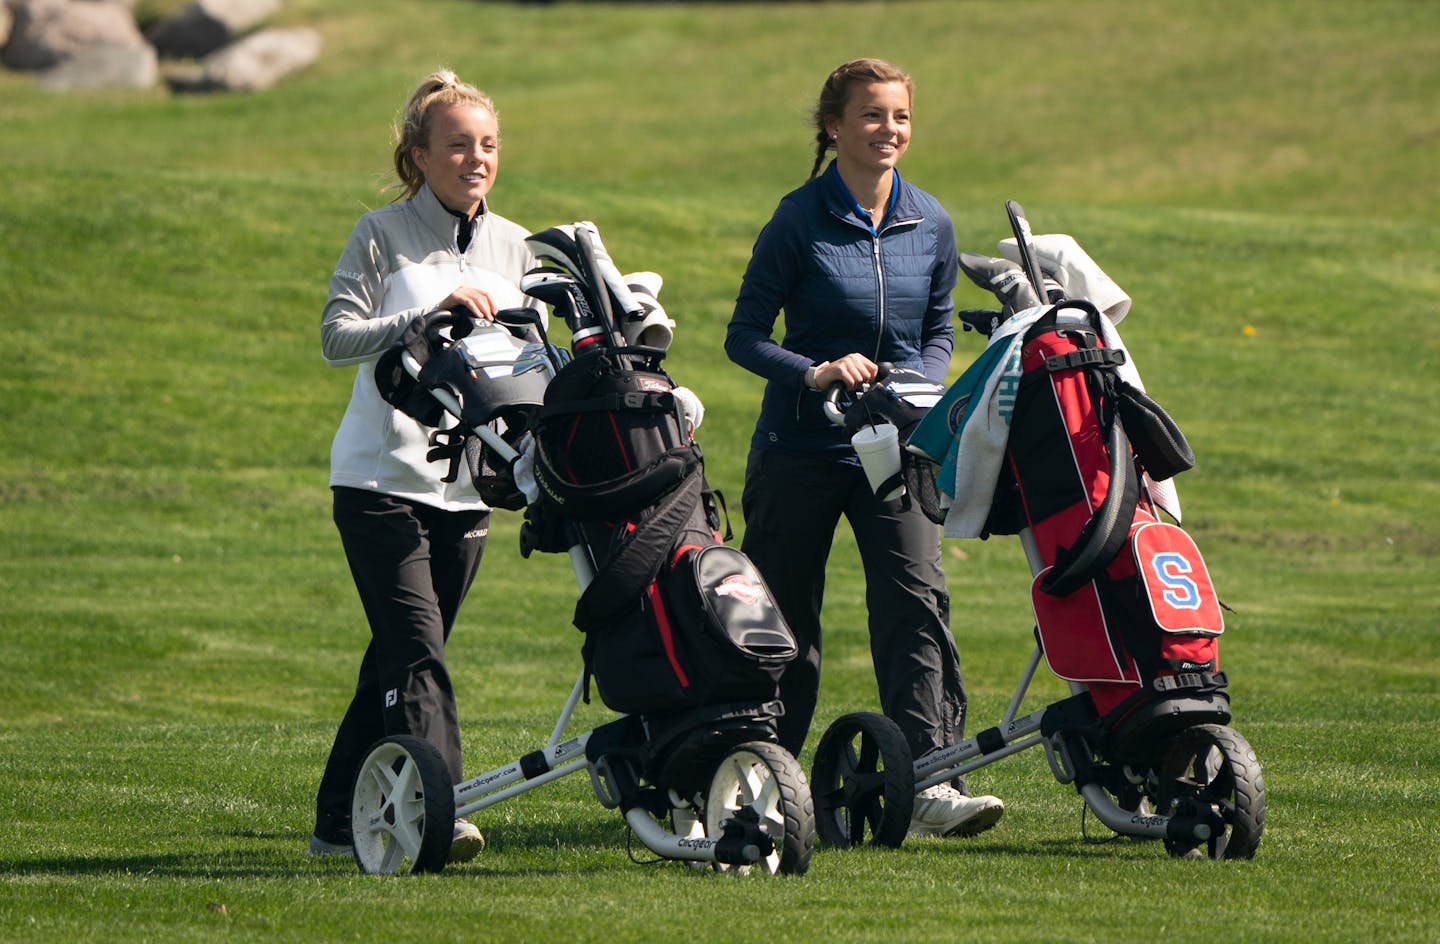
top-left (1039, 402), bottom-right (1140, 598)
top-left (1043, 347), bottom-right (1126, 372)
top-left (1021, 298), bottom-right (1105, 345)
top-left (1016, 298), bottom-right (1138, 596)
top-left (703, 483), bottom-right (734, 542)
top-left (1100, 670), bottom-right (1231, 733)
top-left (572, 466), bottom-right (705, 628)
top-left (1151, 669), bottom-right (1228, 694)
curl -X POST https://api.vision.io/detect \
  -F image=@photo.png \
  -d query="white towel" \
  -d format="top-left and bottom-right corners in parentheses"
top-left (937, 308), bottom-right (1043, 537)
top-left (935, 306), bottom-right (1180, 538)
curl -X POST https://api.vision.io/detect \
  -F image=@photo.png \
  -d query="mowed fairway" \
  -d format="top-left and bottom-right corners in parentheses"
top-left (1, 1), bottom-right (1436, 942)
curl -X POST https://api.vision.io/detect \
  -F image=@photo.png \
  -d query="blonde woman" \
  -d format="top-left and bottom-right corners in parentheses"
top-left (309, 69), bottom-right (535, 861)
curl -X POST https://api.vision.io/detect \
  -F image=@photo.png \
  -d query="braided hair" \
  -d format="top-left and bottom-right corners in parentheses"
top-left (807, 58), bottom-right (914, 180)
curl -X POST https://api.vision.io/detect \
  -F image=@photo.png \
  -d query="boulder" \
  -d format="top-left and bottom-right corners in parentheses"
top-left (166, 25), bottom-right (317, 92)
top-left (146, 0), bottom-right (281, 59)
top-left (3, 0), bottom-right (147, 71)
top-left (37, 39), bottom-right (157, 90)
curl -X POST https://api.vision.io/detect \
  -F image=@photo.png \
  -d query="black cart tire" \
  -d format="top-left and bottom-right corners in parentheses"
top-left (811, 711), bottom-right (915, 849)
top-left (1156, 724), bottom-right (1265, 860)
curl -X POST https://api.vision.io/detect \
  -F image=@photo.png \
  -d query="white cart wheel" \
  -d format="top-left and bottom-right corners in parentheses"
top-left (350, 735), bottom-right (454, 874)
top-left (703, 741), bottom-right (814, 876)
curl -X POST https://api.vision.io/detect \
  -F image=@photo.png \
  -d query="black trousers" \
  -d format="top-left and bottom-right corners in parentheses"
top-left (313, 487), bottom-right (488, 837)
top-left (740, 449), bottom-right (965, 763)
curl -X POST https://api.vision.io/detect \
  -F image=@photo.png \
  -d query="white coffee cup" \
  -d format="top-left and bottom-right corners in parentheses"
top-left (850, 422), bottom-right (906, 501)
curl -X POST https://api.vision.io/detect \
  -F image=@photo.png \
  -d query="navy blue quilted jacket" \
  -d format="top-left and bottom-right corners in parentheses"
top-left (725, 161), bottom-right (957, 457)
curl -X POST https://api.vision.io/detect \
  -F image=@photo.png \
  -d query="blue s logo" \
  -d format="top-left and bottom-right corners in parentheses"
top-left (1151, 553), bottom-right (1200, 609)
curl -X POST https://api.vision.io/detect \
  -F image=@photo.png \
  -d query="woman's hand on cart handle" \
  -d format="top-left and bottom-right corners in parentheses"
top-left (819, 356), bottom-right (889, 427)
top-left (440, 285), bottom-right (498, 323)
top-left (813, 353), bottom-right (879, 392)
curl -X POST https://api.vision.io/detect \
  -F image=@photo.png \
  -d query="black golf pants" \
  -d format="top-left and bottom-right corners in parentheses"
top-left (740, 448), bottom-right (965, 764)
top-left (314, 487), bottom-right (487, 838)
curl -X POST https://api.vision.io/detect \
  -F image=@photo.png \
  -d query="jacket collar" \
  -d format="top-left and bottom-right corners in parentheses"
top-left (818, 160), bottom-right (921, 230)
top-left (412, 183), bottom-right (488, 248)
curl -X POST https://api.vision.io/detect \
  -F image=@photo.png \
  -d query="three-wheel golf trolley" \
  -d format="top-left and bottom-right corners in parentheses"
top-left (807, 204), bottom-right (1266, 861)
top-left (348, 223), bottom-right (815, 875)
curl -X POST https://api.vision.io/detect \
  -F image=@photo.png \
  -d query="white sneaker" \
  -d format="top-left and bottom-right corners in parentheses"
top-left (449, 817), bottom-right (485, 863)
top-left (909, 784), bottom-right (1005, 837)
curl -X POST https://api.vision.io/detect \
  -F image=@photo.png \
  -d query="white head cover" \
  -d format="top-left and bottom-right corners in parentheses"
top-left (526, 221), bottom-right (648, 323)
top-left (620, 270), bottom-right (675, 350)
top-left (575, 220), bottom-right (645, 321)
top-left (998, 232), bottom-right (1132, 323)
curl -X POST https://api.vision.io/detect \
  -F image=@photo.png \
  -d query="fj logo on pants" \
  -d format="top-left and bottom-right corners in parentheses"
top-left (384, 688), bottom-right (398, 708)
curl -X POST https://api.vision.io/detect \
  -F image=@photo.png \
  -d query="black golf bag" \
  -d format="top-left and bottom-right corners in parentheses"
top-left (376, 222), bottom-right (798, 726)
top-left (518, 223), bottom-right (798, 721)
top-left (531, 343), bottom-right (797, 717)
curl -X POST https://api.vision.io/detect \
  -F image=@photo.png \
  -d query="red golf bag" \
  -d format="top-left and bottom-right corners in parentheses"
top-left (988, 300), bottom-right (1230, 760)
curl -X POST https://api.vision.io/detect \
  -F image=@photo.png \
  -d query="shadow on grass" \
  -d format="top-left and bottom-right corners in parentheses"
top-left (1, 819), bottom-right (1177, 879)
top-left (0, 819), bottom-right (652, 879)
top-left (896, 833), bottom-right (1170, 860)
top-left (0, 837), bottom-right (1186, 884)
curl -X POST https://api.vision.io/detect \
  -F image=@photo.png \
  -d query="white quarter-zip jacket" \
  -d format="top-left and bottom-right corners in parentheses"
top-left (321, 184), bottom-right (536, 511)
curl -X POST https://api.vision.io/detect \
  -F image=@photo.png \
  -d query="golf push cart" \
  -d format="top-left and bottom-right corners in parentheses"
top-left (348, 223), bottom-right (815, 875)
top-left (807, 203), bottom-right (1266, 862)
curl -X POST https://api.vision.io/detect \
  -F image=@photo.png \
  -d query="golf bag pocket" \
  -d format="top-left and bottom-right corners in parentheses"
top-left (1030, 521), bottom-right (1229, 747)
top-left (1131, 522), bottom-right (1224, 637)
top-left (1030, 575), bottom-right (1142, 688)
top-left (1115, 381), bottom-right (1195, 481)
top-left (582, 544), bottom-right (795, 717)
top-left (663, 544), bottom-right (797, 697)
top-left (532, 347), bottom-right (700, 521)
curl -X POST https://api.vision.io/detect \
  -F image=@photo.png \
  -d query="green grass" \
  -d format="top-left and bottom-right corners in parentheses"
top-left (2, 1), bottom-right (1438, 941)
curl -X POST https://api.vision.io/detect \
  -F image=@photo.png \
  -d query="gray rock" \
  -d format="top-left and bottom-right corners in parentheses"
top-left (146, 0), bottom-right (281, 59)
top-left (37, 39), bottom-right (157, 90)
top-left (3, 0), bottom-right (146, 71)
top-left (166, 25), bottom-right (317, 92)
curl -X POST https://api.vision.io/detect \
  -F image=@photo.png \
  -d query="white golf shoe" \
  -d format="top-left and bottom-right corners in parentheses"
top-left (908, 783), bottom-right (1005, 837)
top-left (449, 817), bottom-right (485, 863)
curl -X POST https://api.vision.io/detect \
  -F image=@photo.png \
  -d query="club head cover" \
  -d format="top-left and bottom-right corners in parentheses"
top-left (525, 222), bottom-right (646, 326)
top-left (959, 252), bottom-right (1042, 314)
top-left (998, 233), bottom-right (1131, 322)
top-left (620, 270), bottom-right (674, 349)
top-left (574, 221), bottom-right (647, 318)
